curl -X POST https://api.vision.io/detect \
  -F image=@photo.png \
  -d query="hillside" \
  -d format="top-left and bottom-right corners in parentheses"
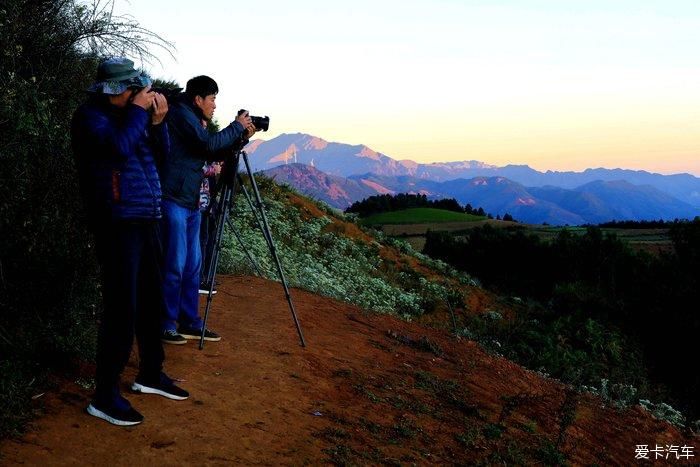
top-left (1, 276), bottom-right (696, 465)
top-left (264, 163), bottom-right (376, 209)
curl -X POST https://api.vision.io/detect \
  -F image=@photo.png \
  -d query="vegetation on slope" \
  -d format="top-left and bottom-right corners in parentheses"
top-left (217, 178), bottom-right (473, 319)
top-left (424, 223), bottom-right (700, 424)
top-left (0, 0), bottom-right (171, 437)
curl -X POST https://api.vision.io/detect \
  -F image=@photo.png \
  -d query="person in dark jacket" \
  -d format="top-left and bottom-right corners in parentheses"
top-left (159, 75), bottom-right (254, 344)
top-left (72, 57), bottom-right (189, 426)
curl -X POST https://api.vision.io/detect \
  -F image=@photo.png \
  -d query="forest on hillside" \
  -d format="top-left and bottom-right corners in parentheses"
top-left (423, 222), bottom-right (700, 422)
top-left (346, 193), bottom-right (515, 221)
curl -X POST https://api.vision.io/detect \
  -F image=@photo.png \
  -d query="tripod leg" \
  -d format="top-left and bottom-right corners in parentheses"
top-left (199, 184), bottom-right (230, 349)
top-left (241, 152), bottom-right (306, 347)
top-left (199, 153), bottom-right (241, 349)
top-left (237, 174), bottom-right (274, 252)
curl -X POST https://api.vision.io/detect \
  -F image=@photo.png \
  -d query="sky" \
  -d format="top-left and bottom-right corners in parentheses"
top-left (114, 0), bottom-right (700, 175)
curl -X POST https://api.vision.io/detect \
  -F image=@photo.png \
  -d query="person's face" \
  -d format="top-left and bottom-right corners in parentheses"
top-left (195, 93), bottom-right (217, 120)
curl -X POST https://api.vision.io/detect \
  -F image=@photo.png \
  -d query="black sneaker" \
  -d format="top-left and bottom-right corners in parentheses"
top-left (86, 402), bottom-right (143, 426)
top-left (198, 283), bottom-right (217, 295)
top-left (178, 326), bottom-right (221, 342)
top-left (131, 374), bottom-right (189, 401)
top-left (161, 329), bottom-right (187, 345)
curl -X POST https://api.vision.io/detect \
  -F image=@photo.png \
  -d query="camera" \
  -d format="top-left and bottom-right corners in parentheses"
top-left (238, 109), bottom-right (270, 132)
top-left (128, 86), bottom-right (182, 102)
top-left (251, 115), bottom-right (270, 132)
top-left (149, 87), bottom-right (183, 100)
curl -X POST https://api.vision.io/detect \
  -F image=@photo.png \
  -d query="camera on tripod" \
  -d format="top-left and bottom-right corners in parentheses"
top-left (238, 109), bottom-right (270, 132)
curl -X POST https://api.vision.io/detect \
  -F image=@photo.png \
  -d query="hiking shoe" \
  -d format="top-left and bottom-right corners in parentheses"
top-left (86, 402), bottom-right (143, 426)
top-left (161, 329), bottom-right (187, 345)
top-left (131, 374), bottom-right (189, 401)
top-left (178, 326), bottom-right (221, 341)
top-left (198, 283), bottom-right (217, 295)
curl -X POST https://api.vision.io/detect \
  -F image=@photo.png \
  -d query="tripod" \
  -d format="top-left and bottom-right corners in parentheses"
top-left (199, 148), bottom-right (306, 349)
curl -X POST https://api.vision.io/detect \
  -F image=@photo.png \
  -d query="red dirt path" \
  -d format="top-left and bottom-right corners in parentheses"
top-left (1, 276), bottom-right (697, 465)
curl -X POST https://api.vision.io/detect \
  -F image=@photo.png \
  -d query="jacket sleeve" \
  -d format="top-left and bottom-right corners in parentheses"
top-left (76, 104), bottom-right (150, 163)
top-left (171, 106), bottom-right (247, 161)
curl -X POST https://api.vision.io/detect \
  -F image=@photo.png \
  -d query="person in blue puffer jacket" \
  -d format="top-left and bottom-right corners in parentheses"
top-left (72, 58), bottom-right (189, 427)
top-left (158, 75), bottom-right (255, 344)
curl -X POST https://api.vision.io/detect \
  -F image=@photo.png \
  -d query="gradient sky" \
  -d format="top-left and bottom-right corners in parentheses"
top-left (115, 0), bottom-right (700, 175)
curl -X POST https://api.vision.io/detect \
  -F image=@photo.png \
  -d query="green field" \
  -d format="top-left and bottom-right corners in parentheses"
top-left (361, 208), bottom-right (486, 225)
top-left (364, 209), bottom-right (675, 255)
top-left (373, 215), bottom-right (673, 254)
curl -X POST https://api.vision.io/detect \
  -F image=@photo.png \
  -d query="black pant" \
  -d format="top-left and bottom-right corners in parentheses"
top-left (92, 219), bottom-right (165, 406)
top-left (199, 207), bottom-right (217, 284)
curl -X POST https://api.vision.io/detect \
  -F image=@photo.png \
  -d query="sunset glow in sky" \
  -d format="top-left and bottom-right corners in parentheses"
top-left (116, 0), bottom-right (700, 175)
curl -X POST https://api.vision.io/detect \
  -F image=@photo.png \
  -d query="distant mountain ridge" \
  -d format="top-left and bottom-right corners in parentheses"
top-left (262, 165), bottom-right (700, 225)
top-left (246, 133), bottom-right (496, 180)
top-left (251, 133), bottom-right (700, 224)
top-left (246, 133), bottom-right (700, 207)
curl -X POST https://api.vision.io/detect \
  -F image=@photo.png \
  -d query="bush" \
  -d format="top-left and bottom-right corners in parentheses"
top-left (0, 0), bottom-right (171, 438)
top-left (639, 400), bottom-right (686, 428)
top-left (216, 178), bottom-right (464, 319)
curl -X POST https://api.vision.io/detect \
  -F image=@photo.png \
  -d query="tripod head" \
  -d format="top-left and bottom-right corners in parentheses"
top-left (219, 109), bottom-right (268, 188)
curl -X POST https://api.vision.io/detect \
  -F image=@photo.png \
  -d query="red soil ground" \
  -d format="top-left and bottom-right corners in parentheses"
top-left (1, 276), bottom-right (697, 466)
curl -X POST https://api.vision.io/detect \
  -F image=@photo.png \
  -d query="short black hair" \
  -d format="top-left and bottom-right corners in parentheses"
top-left (185, 75), bottom-right (218, 99)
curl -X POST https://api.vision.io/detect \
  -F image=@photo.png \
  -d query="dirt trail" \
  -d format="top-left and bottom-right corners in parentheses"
top-left (1, 276), bottom-right (697, 465)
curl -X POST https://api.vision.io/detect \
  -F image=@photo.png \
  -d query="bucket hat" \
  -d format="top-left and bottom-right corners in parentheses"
top-left (87, 57), bottom-right (152, 95)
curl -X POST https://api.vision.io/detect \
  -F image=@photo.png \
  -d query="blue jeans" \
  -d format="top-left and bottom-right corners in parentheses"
top-left (161, 199), bottom-right (203, 332)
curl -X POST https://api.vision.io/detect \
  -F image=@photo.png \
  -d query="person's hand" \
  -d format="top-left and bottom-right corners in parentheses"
top-left (235, 110), bottom-right (252, 128)
top-left (212, 162), bottom-right (222, 176)
top-left (131, 86), bottom-right (155, 111)
top-left (245, 124), bottom-right (257, 139)
top-left (151, 92), bottom-right (169, 125)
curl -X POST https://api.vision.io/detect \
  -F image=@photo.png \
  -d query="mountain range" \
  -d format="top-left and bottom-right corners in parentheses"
top-left (251, 133), bottom-right (700, 225)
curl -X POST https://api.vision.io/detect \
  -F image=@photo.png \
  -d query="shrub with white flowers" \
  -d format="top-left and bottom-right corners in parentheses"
top-left (215, 178), bottom-right (464, 318)
top-left (639, 399), bottom-right (686, 428)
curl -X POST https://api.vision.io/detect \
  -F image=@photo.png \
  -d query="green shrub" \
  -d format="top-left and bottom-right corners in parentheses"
top-left (217, 180), bottom-right (464, 319)
top-left (639, 400), bottom-right (686, 428)
top-left (0, 0), bottom-right (171, 438)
